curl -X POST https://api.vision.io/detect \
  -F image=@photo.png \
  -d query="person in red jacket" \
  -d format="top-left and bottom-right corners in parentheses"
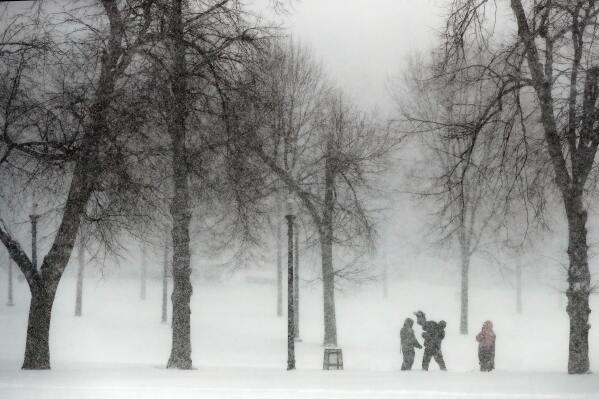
top-left (476, 320), bottom-right (496, 371)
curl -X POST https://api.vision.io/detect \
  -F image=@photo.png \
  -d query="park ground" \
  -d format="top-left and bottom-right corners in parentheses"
top-left (1, 269), bottom-right (599, 399)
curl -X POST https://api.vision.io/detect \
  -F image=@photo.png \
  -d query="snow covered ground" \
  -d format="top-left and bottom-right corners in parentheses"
top-left (1, 272), bottom-right (599, 398)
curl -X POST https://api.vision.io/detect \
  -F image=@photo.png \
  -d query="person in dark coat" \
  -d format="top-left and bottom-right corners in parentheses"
top-left (414, 311), bottom-right (447, 371)
top-left (476, 320), bottom-right (496, 371)
top-left (400, 318), bottom-right (422, 370)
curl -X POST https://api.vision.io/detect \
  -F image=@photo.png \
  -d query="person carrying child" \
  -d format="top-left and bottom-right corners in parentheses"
top-left (414, 310), bottom-right (447, 371)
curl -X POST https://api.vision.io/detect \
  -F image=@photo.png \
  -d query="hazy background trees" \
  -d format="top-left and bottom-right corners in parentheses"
top-left (224, 39), bottom-right (397, 346)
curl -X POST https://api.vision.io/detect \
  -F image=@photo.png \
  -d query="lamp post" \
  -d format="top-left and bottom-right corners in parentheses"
top-left (285, 198), bottom-right (296, 371)
top-left (30, 203), bottom-right (39, 272)
top-left (294, 225), bottom-right (301, 341)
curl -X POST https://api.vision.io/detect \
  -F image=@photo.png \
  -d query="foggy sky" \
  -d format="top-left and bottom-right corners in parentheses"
top-left (254, 0), bottom-right (447, 114)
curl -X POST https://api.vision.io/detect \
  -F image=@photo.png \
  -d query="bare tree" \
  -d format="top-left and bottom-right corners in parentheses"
top-left (136, 0), bottom-right (272, 369)
top-left (0, 0), bottom-right (155, 369)
top-left (402, 58), bottom-right (508, 335)
top-left (434, 0), bottom-right (599, 373)
top-left (232, 42), bottom-right (395, 346)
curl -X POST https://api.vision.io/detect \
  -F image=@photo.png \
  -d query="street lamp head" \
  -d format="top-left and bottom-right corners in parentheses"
top-left (30, 202), bottom-right (40, 220)
top-left (285, 198), bottom-right (296, 217)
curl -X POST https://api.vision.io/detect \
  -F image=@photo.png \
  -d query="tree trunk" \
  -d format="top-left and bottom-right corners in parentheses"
top-left (168, 170), bottom-right (193, 369)
top-left (286, 215), bottom-right (295, 370)
top-left (293, 225), bottom-right (300, 339)
top-left (458, 223), bottom-right (471, 335)
top-left (565, 197), bottom-right (591, 374)
top-left (75, 240), bottom-right (84, 317)
top-left (516, 259), bottom-right (522, 314)
top-left (321, 140), bottom-right (338, 347)
top-left (460, 249), bottom-right (470, 335)
top-left (166, 0), bottom-right (193, 370)
top-left (30, 213), bottom-right (38, 273)
top-left (320, 229), bottom-right (337, 347)
top-left (7, 258), bottom-right (14, 306)
top-left (162, 241), bottom-right (169, 324)
top-left (276, 202), bottom-right (283, 317)
top-left (140, 244), bottom-right (147, 301)
top-left (22, 286), bottom-right (54, 369)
